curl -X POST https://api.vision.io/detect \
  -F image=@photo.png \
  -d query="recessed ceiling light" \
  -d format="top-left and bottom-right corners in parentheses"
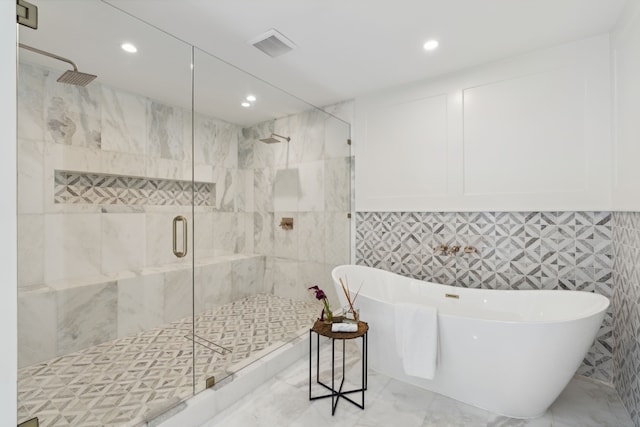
top-left (246, 95), bottom-right (257, 102)
top-left (423, 40), bottom-right (439, 51)
top-left (241, 102), bottom-right (251, 108)
top-left (121, 43), bottom-right (138, 53)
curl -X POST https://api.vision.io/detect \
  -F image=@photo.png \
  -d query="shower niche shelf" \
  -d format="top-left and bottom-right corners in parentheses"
top-left (54, 169), bottom-right (215, 207)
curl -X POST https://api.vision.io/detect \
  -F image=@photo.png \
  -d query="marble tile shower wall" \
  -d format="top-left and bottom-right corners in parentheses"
top-left (17, 61), bottom-right (239, 287)
top-left (356, 211), bottom-right (614, 383)
top-left (17, 61), bottom-right (247, 366)
top-left (612, 212), bottom-right (640, 426)
top-left (236, 100), bottom-right (353, 305)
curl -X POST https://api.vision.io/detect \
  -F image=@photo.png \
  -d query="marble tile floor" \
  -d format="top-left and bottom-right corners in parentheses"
top-left (201, 340), bottom-right (634, 427)
top-left (17, 294), bottom-right (319, 427)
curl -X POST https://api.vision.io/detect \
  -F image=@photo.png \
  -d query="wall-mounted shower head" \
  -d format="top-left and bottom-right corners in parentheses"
top-left (259, 133), bottom-right (291, 144)
top-left (19, 43), bottom-right (97, 86)
top-left (56, 69), bottom-right (97, 87)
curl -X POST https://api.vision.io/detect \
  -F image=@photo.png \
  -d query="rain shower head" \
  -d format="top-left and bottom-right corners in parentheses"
top-left (19, 43), bottom-right (97, 86)
top-left (259, 133), bottom-right (291, 144)
top-left (57, 69), bottom-right (97, 87)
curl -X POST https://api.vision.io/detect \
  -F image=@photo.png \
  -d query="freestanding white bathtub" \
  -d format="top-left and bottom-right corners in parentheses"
top-left (331, 265), bottom-right (609, 419)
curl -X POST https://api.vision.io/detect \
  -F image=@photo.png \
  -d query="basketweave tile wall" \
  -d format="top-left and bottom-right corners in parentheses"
top-left (356, 211), bottom-right (614, 383)
top-left (612, 212), bottom-right (640, 427)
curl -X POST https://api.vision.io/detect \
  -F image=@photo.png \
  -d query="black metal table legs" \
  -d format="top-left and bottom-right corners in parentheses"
top-left (308, 328), bottom-right (368, 415)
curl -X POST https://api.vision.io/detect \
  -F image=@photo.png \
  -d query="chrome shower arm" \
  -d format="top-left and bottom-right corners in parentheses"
top-left (19, 43), bottom-right (79, 72)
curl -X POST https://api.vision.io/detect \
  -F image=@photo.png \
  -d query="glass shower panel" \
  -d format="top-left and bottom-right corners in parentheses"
top-left (191, 47), bottom-right (352, 391)
top-left (16, 1), bottom-right (196, 425)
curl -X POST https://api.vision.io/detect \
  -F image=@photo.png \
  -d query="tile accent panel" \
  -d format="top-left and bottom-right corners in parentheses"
top-left (612, 212), bottom-right (640, 426)
top-left (355, 211), bottom-right (614, 383)
top-left (54, 170), bottom-right (215, 206)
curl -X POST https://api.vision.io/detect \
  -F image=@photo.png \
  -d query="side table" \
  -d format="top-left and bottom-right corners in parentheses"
top-left (309, 319), bottom-right (368, 415)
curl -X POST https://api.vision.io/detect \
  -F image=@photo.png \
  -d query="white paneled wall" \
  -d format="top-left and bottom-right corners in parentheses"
top-left (355, 34), bottom-right (612, 212)
top-left (612, 0), bottom-right (640, 211)
top-left (463, 69), bottom-right (587, 195)
top-left (365, 94), bottom-right (449, 199)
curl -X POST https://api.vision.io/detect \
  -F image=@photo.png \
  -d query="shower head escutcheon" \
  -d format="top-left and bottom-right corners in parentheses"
top-left (19, 43), bottom-right (97, 86)
top-left (259, 133), bottom-right (291, 144)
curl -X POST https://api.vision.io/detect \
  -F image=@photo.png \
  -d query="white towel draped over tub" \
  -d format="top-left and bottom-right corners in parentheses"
top-left (394, 303), bottom-right (438, 379)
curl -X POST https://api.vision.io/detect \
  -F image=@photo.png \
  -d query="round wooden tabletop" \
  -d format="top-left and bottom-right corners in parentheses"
top-left (311, 319), bottom-right (368, 339)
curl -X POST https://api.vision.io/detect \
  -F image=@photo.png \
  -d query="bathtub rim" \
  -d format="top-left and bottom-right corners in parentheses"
top-left (331, 265), bottom-right (610, 325)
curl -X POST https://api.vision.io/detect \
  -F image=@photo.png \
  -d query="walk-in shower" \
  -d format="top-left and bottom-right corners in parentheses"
top-left (16, 1), bottom-right (351, 426)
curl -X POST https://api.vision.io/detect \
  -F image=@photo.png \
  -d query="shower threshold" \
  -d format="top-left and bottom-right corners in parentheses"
top-left (17, 294), bottom-right (318, 427)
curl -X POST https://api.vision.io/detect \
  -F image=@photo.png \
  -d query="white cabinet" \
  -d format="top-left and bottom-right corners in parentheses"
top-left (355, 35), bottom-right (612, 212)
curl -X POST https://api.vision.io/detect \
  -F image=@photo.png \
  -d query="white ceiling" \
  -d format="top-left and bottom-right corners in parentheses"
top-left (19, 0), bottom-right (628, 126)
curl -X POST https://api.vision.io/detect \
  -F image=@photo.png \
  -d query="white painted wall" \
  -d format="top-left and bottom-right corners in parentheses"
top-left (355, 35), bottom-right (612, 212)
top-left (0, 3), bottom-right (17, 426)
top-left (612, 0), bottom-right (640, 210)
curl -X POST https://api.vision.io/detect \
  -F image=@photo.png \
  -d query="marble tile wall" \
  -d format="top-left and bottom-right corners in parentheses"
top-left (612, 212), bottom-right (640, 426)
top-left (17, 61), bottom-right (240, 289)
top-left (17, 60), bottom-right (246, 366)
top-left (356, 211), bottom-right (614, 383)
top-left (236, 101), bottom-right (353, 308)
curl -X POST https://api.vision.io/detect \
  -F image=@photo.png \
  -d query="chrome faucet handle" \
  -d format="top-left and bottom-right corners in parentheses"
top-left (447, 245), bottom-right (461, 256)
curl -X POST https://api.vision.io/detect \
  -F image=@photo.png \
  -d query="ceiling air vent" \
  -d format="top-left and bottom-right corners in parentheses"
top-left (249, 29), bottom-right (296, 58)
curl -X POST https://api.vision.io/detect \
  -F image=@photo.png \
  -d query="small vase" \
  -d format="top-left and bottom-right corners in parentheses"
top-left (323, 309), bottom-right (333, 324)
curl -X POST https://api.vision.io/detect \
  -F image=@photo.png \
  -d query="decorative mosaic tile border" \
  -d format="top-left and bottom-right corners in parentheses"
top-left (355, 211), bottom-right (614, 383)
top-left (612, 212), bottom-right (640, 427)
top-left (54, 170), bottom-right (215, 206)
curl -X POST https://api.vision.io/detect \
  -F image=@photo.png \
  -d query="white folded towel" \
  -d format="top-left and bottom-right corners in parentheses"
top-left (394, 303), bottom-right (438, 379)
top-left (331, 323), bottom-right (358, 333)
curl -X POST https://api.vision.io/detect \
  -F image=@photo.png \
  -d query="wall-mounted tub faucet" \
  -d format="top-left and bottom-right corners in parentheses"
top-left (279, 217), bottom-right (294, 230)
top-left (436, 244), bottom-right (476, 256)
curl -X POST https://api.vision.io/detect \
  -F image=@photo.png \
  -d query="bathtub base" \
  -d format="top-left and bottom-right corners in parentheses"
top-left (332, 265), bottom-right (608, 420)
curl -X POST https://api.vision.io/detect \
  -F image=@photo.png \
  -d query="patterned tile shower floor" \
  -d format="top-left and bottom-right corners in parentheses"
top-left (17, 294), bottom-right (319, 427)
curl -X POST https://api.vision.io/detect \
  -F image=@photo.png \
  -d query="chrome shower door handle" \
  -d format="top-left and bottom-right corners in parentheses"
top-left (172, 215), bottom-right (188, 258)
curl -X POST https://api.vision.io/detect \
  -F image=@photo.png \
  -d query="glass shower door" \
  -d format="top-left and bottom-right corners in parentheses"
top-left (16, 1), bottom-right (197, 425)
top-left (190, 45), bottom-right (353, 392)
